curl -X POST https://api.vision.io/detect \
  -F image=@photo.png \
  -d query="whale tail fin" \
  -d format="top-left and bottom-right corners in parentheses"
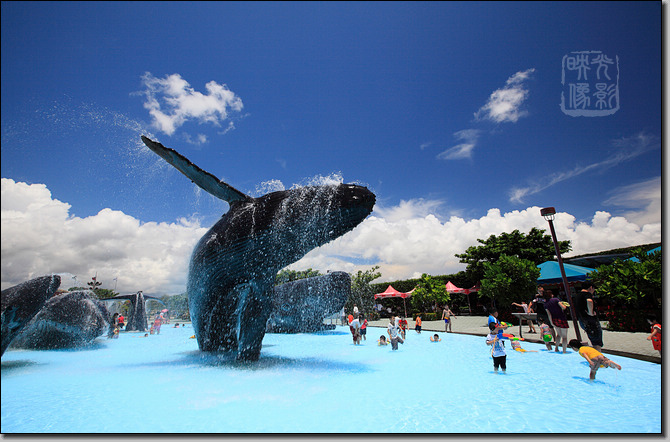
top-left (141, 136), bottom-right (251, 204)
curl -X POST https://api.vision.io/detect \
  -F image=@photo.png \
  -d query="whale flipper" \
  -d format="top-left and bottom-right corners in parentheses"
top-left (141, 136), bottom-right (251, 204)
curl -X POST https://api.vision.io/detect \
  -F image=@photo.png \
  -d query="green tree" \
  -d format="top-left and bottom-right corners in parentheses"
top-left (91, 288), bottom-right (119, 299)
top-left (410, 273), bottom-right (450, 314)
top-left (589, 248), bottom-right (661, 309)
top-left (456, 228), bottom-right (570, 283)
top-left (275, 268), bottom-right (322, 285)
top-left (154, 293), bottom-right (190, 320)
top-left (480, 255), bottom-right (540, 308)
top-left (348, 266), bottom-right (382, 315)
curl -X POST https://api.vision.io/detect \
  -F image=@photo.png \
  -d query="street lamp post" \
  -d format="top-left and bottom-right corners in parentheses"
top-left (540, 207), bottom-right (584, 343)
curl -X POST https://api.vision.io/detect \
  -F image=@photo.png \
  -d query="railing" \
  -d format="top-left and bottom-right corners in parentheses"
top-left (323, 312), bottom-right (344, 325)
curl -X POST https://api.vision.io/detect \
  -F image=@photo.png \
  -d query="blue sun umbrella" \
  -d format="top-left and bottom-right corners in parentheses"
top-left (536, 261), bottom-right (595, 284)
top-left (626, 245), bottom-right (661, 263)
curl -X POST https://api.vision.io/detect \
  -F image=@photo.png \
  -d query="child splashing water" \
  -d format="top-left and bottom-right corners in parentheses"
top-left (569, 339), bottom-right (621, 380)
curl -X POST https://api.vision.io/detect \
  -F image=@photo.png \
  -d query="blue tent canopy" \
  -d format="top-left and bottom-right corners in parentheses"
top-left (536, 261), bottom-right (595, 284)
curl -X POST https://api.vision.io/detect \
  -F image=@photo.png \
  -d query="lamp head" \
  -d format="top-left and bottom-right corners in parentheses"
top-left (540, 207), bottom-right (556, 221)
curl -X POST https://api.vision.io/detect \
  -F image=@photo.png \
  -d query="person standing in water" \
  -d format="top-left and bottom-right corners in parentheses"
top-left (544, 290), bottom-right (570, 353)
top-left (387, 316), bottom-right (404, 350)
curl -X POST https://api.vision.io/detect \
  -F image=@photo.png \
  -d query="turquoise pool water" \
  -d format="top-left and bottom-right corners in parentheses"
top-left (0, 324), bottom-right (661, 433)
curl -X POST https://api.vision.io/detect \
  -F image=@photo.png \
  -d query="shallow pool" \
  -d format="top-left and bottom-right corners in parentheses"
top-left (0, 325), bottom-right (661, 433)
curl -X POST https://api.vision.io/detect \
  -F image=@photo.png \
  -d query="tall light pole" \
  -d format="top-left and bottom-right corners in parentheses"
top-left (540, 207), bottom-right (583, 343)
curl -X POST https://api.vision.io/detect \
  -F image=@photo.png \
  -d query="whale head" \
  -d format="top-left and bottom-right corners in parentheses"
top-left (256, 183), bottom-right (375, 257)
top-left (199, 182), bottom-right (375, 274)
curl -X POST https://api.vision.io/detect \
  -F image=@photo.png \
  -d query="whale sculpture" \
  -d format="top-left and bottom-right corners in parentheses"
top-left (11, 290), bottom-right (110, 350)
top-left (1, 275), bottom-right (61, 356)
top-left (141, 136), bottom-right (375, 360)
top-left (101, 291), bottom-right (166, 332)
top-left (267, 271), bottom-right (351, 333)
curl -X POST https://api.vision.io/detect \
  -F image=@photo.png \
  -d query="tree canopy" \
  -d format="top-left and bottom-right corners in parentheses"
top-left (455, 227), bottom-right (571, 282)
top-left (480, 254), bottom-right (540, 308)
top-left (348, 266), bottom-right (382, 315)
top-left (275, 268), bottom-right (322, 285)
top-left (409, 273), bottom-right (450, 313)
top-left (589, 248), bottom-right (661, 309)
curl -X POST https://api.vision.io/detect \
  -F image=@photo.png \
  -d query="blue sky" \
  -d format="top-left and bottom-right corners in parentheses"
top-left (1, 2), bottom-right (662, 295)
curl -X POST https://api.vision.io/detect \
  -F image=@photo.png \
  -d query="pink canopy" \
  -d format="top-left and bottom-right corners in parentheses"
top-left (445, 281), bottom-right (480, 295)
top-left (445, 281), bottom-right (465, 293)
top-left (374, 285), bottom-right (413, 317)
top-left (445, 281), bottom-right (480, 315)
top-left (374, 285), bottom-right (412, 299)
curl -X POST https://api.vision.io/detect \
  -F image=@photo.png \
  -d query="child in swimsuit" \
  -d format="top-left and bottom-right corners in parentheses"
top-left (539, 319), bottom-right (554, 351)
top-left (646, 315), bottom-right (661, 357)
top-left (430, 334), bottom-right (441, 342)
top-left (509, 336), bottom-right (536, 352)
top-left (442, 305), bottom-right (455, 332)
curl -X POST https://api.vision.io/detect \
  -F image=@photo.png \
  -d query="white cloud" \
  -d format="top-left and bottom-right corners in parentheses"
top-left (183, 133), bottom-right (208, 145)
top-left (603, 176), bottom-right (661, 227)
top-left (1, 178), bottom-right (207, 295)
top-left (2, 179), bottom-right (661, 293)
top-left (290, 202), bottom-right (661, 283)
top-left (437, 69), bottom-right (534, 161)
top-left (474, 68), bottom-right (535, 123)
top-left (437, 129), bottom-right (480, 160)
top-left (509, 131), bottom-right (660, 203)
top-left (138, 72), bottom-right (243, 137)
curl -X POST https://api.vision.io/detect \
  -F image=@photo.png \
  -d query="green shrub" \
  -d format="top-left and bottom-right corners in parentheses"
top-left (414, 313), bottom-right (438, 321)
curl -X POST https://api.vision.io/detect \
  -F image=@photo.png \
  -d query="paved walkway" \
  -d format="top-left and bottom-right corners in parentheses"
top-left (176, 317), bottom-right (660, 364)
top-left (360, 315), bottom-right (661, 364)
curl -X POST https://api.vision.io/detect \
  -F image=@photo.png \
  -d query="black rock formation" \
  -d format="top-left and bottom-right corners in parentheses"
top-left (1, 275), bottom-right (61, 356)
top-left (267, 271), bottom-right (351, 333)
top-left (11, 290), bottom-right (110, 350)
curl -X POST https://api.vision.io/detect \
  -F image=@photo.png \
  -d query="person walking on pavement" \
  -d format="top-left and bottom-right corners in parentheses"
top-left (572, 282), bottom-right (603, 352)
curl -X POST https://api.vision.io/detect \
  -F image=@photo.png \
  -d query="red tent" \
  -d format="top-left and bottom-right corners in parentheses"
top-left (445, 281), bottom-right (480, 295)
top-left (374, 285), bottom-right (413, 317)
top-left (445, 281), bottom-right (480, 314)
top-left (445, 281), bottom-right (465, 294)
top-left (374, 285), bottom-right (411, 299)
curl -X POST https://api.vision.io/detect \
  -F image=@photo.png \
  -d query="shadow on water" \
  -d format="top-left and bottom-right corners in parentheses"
top-left (312, 330), bottom-right (348, 336)
top-left (1, 359), bottom-right (41, 376)
top-left (116, 349), bottom-right (373, 374)
top-left (9, 340), bottom-right (108, 353)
